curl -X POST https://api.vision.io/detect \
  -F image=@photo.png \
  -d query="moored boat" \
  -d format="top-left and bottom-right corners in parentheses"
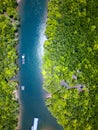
top-left (31, 118), bottom-right (39, 130)
top-left (22, 54), bottom-right (25, 64)
top-left (21, 86), bottom-right (25, 90)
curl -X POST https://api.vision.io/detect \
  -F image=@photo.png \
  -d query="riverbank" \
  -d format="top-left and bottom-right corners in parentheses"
top-left (16, 99), bottom-right (21, 130)
top-left (15, 1), bottom-right (21, 130)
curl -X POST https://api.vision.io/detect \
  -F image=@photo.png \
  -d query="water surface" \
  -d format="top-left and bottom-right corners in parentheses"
top-left (19, 0), bottom-right (63, 130)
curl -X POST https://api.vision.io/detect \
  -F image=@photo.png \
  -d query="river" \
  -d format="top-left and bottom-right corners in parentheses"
top-left (19, 0), bottom-right (63, 130)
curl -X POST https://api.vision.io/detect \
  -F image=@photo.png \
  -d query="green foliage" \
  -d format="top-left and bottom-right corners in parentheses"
top-left (0, 0), bottom-right (19, 129)
top-left (43, 0), bottom-right (98, 129)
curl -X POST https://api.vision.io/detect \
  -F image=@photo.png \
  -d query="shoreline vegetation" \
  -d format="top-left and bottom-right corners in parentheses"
top-left (43, 0), bottom-right (98, 129)
top-left (0, 0), bottom-right (20, 129)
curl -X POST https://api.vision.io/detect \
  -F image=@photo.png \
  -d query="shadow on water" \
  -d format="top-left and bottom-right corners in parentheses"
top-left (19, 0), bottom-right (63, 130)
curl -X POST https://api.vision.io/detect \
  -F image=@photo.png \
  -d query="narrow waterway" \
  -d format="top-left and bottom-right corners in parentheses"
top-left (19, 0), bottom-right (63, 130)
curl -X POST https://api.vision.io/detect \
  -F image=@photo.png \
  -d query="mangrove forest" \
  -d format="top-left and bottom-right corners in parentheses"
top-left (0, 0), bottom-right (19, 129)
top-left (43, 0), bottom-right (98, 129)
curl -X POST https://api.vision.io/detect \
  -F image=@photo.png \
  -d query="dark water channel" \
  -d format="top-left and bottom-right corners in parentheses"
top-left (19, 0), bottom-right (63, 130)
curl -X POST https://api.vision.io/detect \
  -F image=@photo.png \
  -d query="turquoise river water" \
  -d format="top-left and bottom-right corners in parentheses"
top-left (19, 0), bottom-right (63, 130)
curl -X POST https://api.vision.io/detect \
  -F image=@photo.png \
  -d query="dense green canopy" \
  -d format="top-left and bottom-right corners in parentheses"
top-left (0, 0), bottom-right (19, 129)
top-left (43, 0), bottom-right (98, 129)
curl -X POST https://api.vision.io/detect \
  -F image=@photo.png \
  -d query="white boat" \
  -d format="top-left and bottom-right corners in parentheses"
top-left (22, 54), bottom-right (25, 64)
top-left (21, 86), bottom-right (25, 90)
top-left (31, 118), bottom-right (39, 130)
